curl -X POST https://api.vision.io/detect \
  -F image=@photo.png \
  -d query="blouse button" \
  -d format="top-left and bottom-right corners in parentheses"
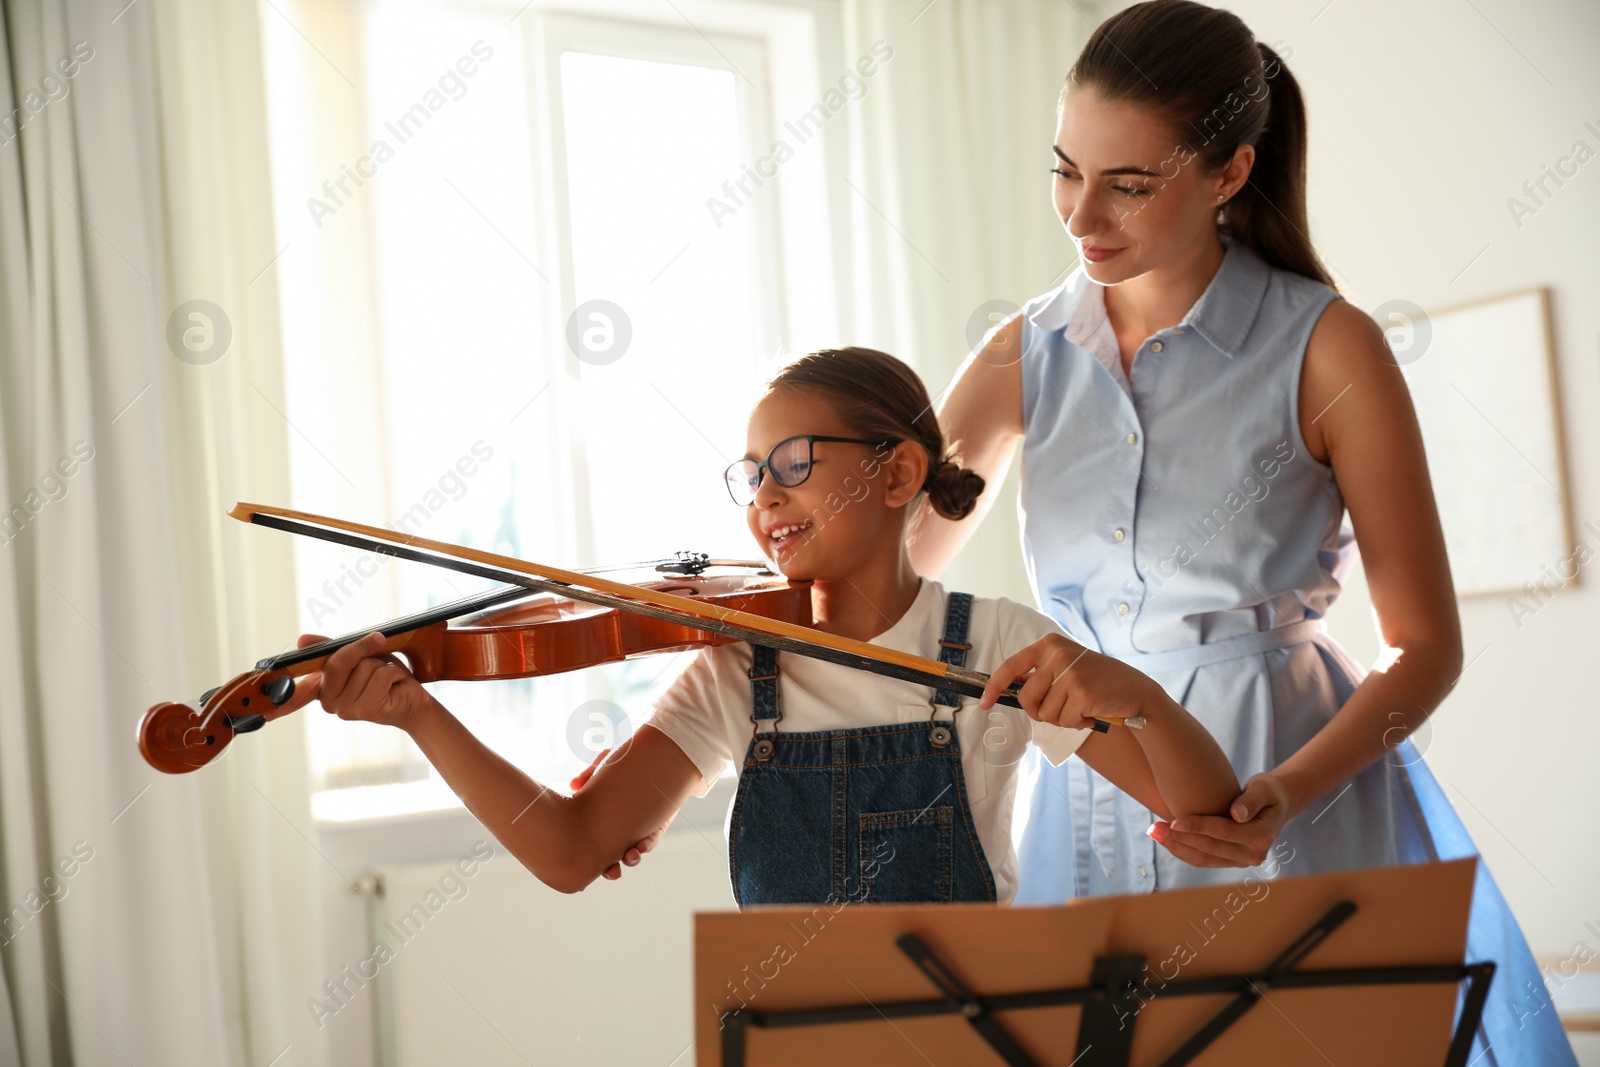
top-left (1113, 528), bottom-right (1126, 542)
top-left (1116, 602), bottom-right (1130, 616)
top-left (1125, 432), bottom-right (1137, 445)
top-left (1150, 341), bottom-right (1163, 352)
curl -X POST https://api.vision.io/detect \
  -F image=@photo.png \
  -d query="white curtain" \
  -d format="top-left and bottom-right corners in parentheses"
top-left (0, 1), bottom-right (1088, 1062)
top-left (840, 0), bottom-right (1091, 598)
top-left (0, 1), bottom-right (328, 1064)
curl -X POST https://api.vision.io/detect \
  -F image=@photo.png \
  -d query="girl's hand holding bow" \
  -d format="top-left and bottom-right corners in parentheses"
top-left (977, 632), bottom-right (1161, 729)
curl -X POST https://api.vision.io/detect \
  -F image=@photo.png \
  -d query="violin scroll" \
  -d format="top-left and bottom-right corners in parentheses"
top-left (138, 670), bottom-right (297, 774)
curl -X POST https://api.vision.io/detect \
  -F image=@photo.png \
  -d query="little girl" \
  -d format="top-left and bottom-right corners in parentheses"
top-left (284, 347), bottom-right (1240, 905)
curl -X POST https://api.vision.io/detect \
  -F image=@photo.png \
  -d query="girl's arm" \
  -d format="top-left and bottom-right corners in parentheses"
top-left (278, 631), bottom-right (700, 893)
top-left (1154, 300), bottom-right (1463, 867)
top-left (409, 707), bottom-right (698, 893)
top-left (907, 317), bottom-right (1026, 579)
top-left (980, 635), bottom-right (1240, 819)
top-left (1076, 688), bottom-right (1241, 820)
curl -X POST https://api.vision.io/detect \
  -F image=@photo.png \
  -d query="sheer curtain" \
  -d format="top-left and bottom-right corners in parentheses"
top-left (0, 0), bottom-right (1089, 1062)
top-left (840, 0), bottom-right (1091, 599)
top-left (0, 0), bottom-right (328, 1064)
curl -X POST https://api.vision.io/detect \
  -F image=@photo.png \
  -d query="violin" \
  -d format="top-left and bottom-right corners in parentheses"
top-left (138, 562), bottom-right (808, 774)
top-left (138, 503), bottom-right (1142, 774)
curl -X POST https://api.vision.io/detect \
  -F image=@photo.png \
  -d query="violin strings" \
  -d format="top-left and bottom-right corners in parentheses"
top-left (258, 584), bottom-right (536, 671)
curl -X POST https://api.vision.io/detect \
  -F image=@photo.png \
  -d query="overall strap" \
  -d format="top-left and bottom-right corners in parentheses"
top-left (931, 591), bottom-right (974, 708)
top-left (747, 642), bottom-right (781, 762)
top-left (749, 642), bottom-right (781, 721)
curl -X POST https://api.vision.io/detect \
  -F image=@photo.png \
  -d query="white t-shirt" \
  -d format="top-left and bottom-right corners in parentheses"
top-left (646, 577), bottom-right (1090, 904)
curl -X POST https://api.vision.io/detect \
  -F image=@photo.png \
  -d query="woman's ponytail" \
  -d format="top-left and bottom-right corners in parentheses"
top-left (1220, 42), bottom-right (1335, 287)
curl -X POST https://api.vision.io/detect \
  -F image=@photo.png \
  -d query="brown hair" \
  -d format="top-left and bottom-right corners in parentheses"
top-left (1065, 0), bottom-right (1336, 288)
top-left (764, 347), bottom-right (984, 520)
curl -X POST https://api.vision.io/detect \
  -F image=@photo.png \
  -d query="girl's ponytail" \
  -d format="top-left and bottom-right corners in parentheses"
top-left (922, 459), bottom-right (984, 521)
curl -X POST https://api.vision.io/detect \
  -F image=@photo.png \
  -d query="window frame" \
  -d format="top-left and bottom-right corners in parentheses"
top-left (274, 0), bottom-right (845, 827)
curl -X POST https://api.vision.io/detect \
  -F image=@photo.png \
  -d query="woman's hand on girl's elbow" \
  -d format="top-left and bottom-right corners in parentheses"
top-left (526, 796), bottom-right (649, 895)
top-left (569, 746), bottom-right (676, 881)
top-left (557, 725), bottom-right (699, 887)
top-left (1149, 771), bottom-right (1292, 868)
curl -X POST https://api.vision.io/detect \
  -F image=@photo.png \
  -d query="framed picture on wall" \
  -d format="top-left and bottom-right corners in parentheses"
top-left (1391, 286), bottom-right (1575, 599)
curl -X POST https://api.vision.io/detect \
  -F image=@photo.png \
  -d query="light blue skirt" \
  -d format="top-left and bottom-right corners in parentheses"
top-left (1015, 634), bottom-right (1577, 1067)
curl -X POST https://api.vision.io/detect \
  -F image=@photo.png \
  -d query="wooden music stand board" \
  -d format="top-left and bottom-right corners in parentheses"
top-left (696, 858), bottom-right (1491, 1066)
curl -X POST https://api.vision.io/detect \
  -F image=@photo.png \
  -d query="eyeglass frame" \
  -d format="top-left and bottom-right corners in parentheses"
top-left (724, 434), bottom-right (898, 506)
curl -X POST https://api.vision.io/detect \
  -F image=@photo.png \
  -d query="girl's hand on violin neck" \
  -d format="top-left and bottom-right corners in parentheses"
top-left (300, 631), bottom-right (436, 734)
top-left (260, 634), bottom-right (330, 721)
top-left (979, 633), bottom-right (1158, 729)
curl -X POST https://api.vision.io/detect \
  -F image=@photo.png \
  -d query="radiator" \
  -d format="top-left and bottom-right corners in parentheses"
top-left (369, 818), bottom-right (735, 1066)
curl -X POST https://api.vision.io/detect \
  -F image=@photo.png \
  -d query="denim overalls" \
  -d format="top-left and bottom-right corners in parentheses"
top-left (727, 591), bottom-right (998, 906)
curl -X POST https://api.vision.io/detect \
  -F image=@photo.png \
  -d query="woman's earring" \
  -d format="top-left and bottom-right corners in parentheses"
top-left (1217, 194), bottom-right (1226, 202)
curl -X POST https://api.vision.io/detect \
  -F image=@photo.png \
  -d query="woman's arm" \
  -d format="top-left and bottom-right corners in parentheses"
top-left (981, 636), bottom-right (1240, 820)
top-left (1153, 299), bottom-right (1465, 867)
top-left (287, 631), bottom-right (700, 893)
top-left (907, 316), bottom-right (1026, 578)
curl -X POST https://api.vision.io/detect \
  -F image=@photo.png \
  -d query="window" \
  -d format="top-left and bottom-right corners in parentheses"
top-left (261, 0), bottom-right (836, 820)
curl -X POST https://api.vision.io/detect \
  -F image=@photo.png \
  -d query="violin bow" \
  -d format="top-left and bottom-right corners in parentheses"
top-left (230, 503), bottom-right (1144, 731)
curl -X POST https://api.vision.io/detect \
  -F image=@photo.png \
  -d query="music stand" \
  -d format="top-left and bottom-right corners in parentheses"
top-left (694, 857), bottom-right (1489, 1066)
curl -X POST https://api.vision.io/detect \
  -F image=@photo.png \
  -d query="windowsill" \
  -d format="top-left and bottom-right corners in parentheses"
top-left (311, 767), bottom-right (737, 825)
top-left (311, 777), bottom-right (469, 825)
top-left (312, 770), bottom-right (739, 876)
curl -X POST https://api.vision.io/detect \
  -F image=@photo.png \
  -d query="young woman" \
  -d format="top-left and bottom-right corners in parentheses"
top-left (275, 347), bottom-right (1241, 906)
top-left (910, 2), bottom-right (1576, 1062)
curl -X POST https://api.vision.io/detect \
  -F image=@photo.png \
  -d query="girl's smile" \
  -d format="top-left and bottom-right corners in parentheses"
top-left (761, 520), bottom-right (814, 558)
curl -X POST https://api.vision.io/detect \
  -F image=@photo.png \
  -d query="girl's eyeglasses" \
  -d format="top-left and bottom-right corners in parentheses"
top-left (724, 435), bottom-right (896, 507)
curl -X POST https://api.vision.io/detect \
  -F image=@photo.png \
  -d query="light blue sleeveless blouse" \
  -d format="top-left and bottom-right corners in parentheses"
top-left (1012, 231), bottom-right (1576, 1066)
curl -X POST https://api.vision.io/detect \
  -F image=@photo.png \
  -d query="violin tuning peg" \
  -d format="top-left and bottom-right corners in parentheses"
top-left (670, 551), bottom-right (711, 575)
top-left (265, 675), bottom-right (296, 707)
top-left (199, 686), bottom-right (219, 706)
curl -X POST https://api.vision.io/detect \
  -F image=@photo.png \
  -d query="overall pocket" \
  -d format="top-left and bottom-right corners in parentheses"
top-left (856, 806), bottom-right (954, 903)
